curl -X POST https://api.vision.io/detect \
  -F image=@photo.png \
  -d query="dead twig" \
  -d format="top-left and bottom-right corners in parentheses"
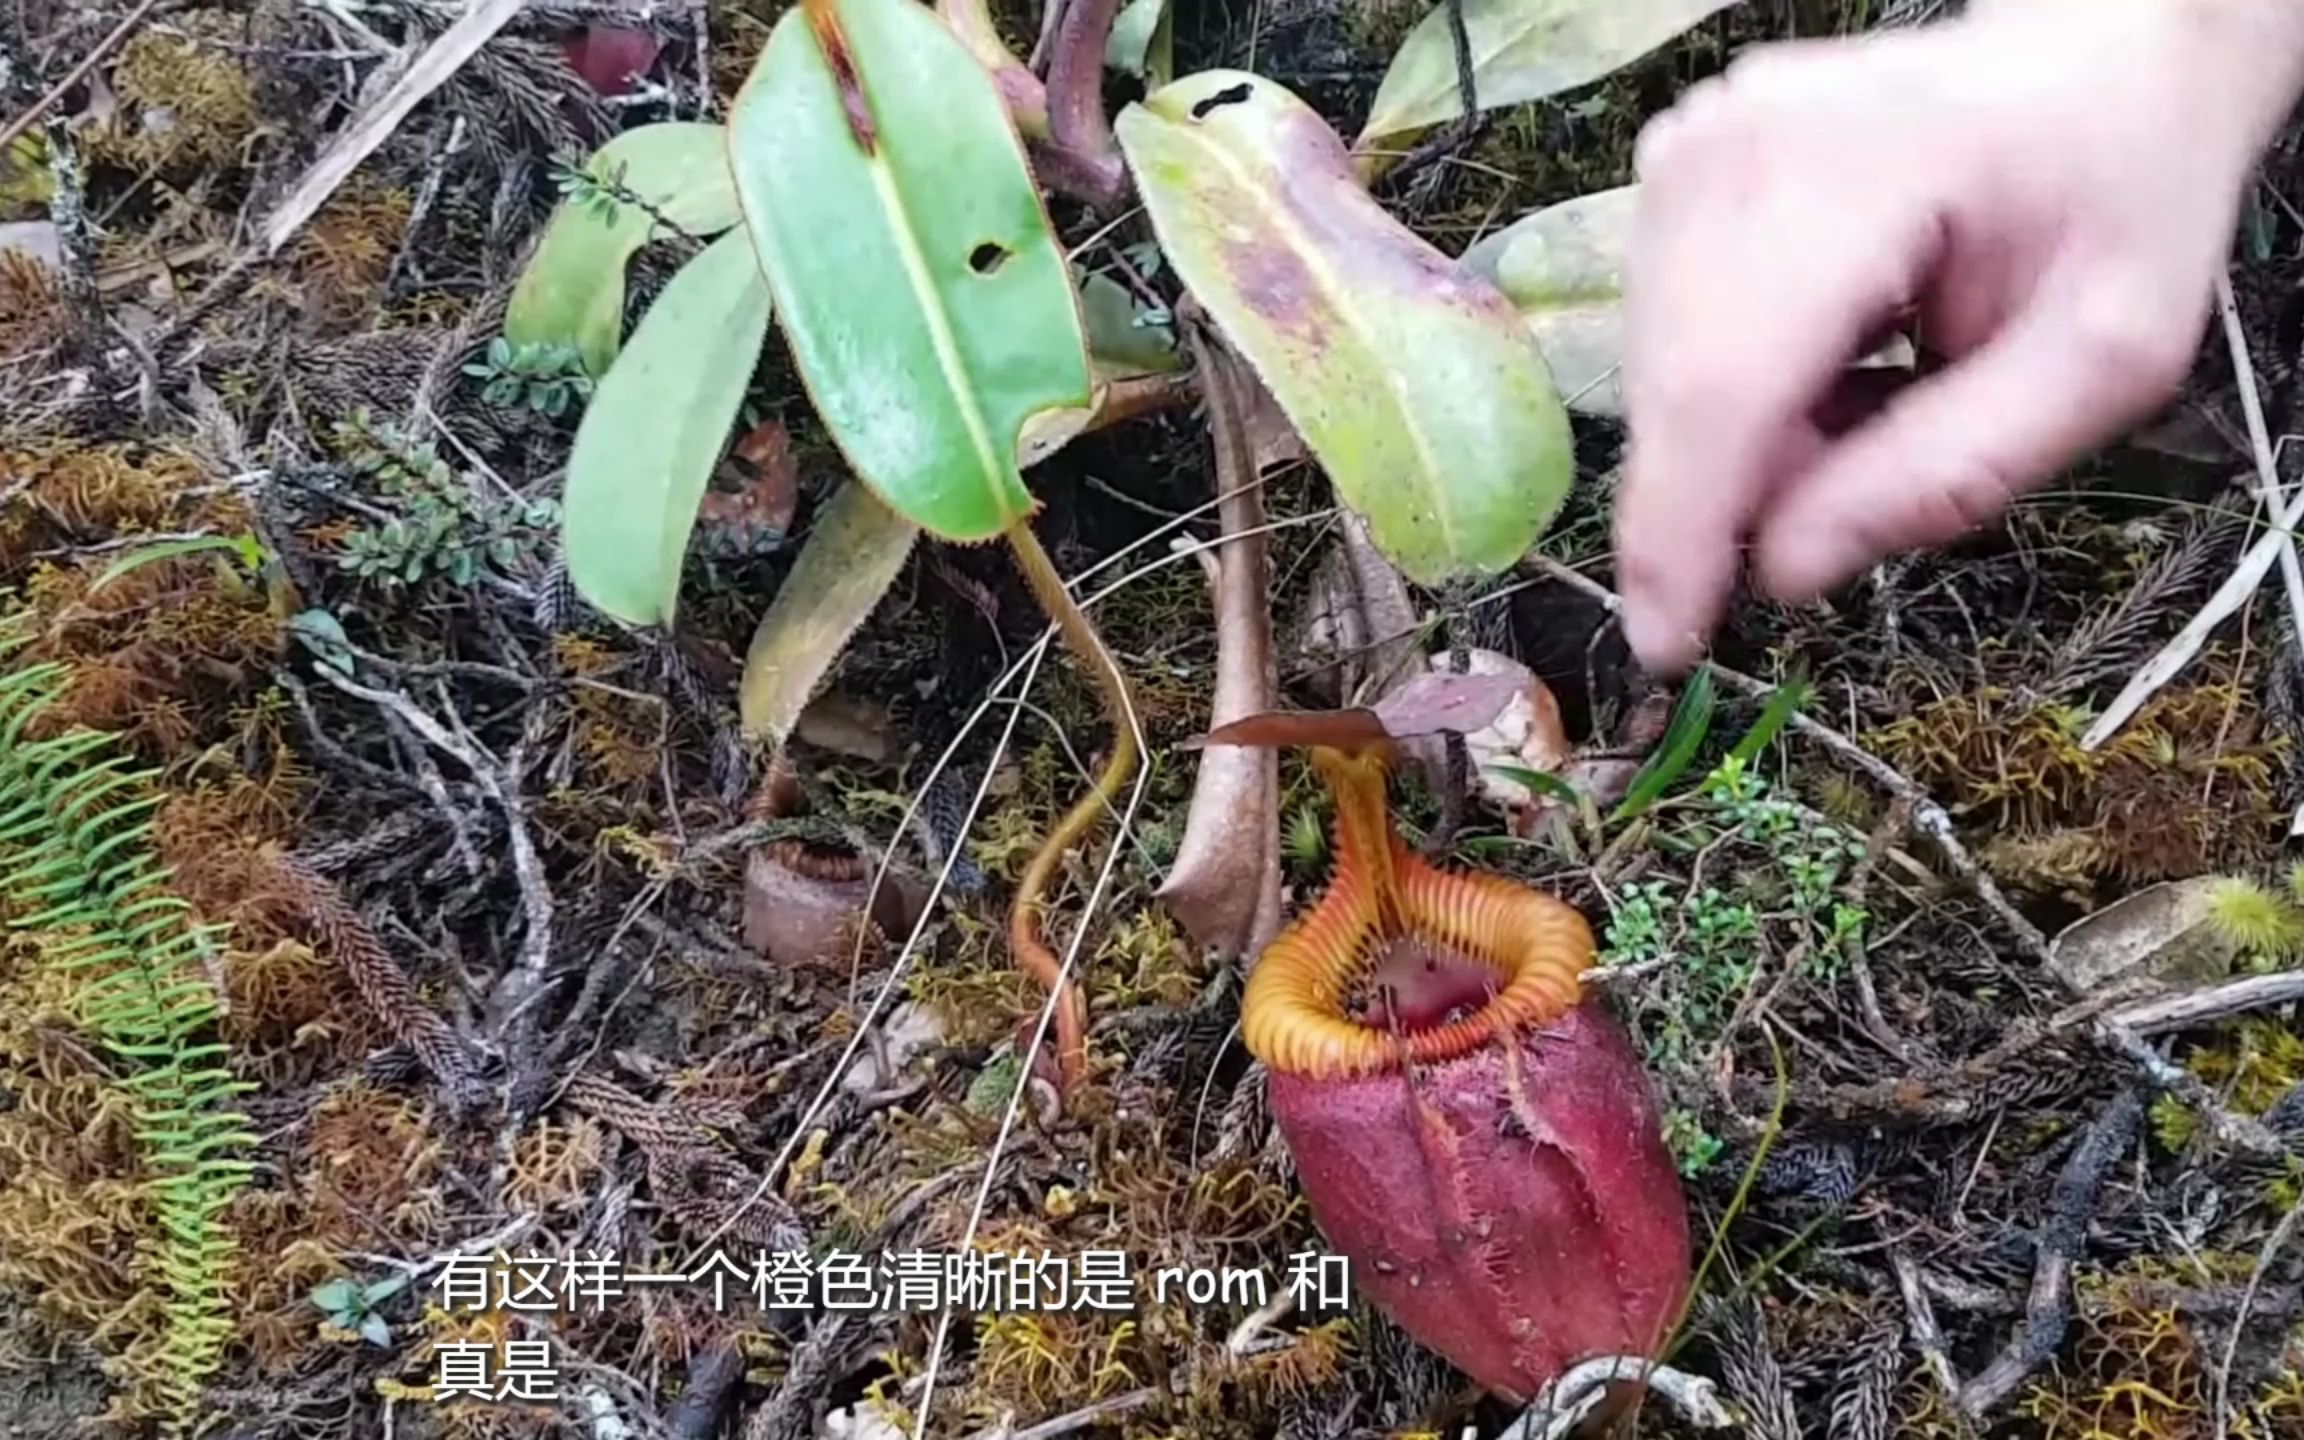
top-left (1958, 1087), bottom-right (2145, 1419)
top-left (1891, 1247), bottom-right (1964, 1406)
top-left (960, 1387), bottom-right (1159, 1440)
top-left (2215, 1184), bottom-right (2304, 1439)
top-left (2104, 968), bottom-right (2304, 1035)
top-left (317, 669), bottom-right (554, 985)
top-left (2094, 1020), bottom-right (2282, 1154)
top-left (260, 0), bottom-right (529, 255)
top-left (1844, 798), bottom-right (1914, 1061)
top-left (2086, 274), bottom-right (2304, 759)
top-left (1495, 1355), bottom-right (1735, 1440)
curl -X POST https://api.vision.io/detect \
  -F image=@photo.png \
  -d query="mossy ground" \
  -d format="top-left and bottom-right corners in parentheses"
top-left (7, 0), bottom-right (2304, 1437)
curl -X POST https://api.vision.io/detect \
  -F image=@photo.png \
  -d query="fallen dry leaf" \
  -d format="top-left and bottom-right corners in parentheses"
top-left (1157, 331), bottom-right (1284, 959)
top-left (1198, 670), bottom-right (1526, 755)
top-left (1293, 510), bottom-right (1423, 710)
top-left (1371, 666), bottom-right (1528, 741)
top-left (696, 418), bottom-right (800, 557)
top-left (2048, 876), bottom-right (2241, 996)
top-left (1436, 649), bottom-right (1573, 816)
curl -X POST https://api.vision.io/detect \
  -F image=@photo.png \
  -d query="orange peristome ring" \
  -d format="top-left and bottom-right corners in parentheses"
top-left (1240, 746), bottom-right (1595, 1081)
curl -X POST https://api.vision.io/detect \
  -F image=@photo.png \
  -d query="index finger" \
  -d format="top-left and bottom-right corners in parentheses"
top-left (1613, 137), bottom-right (1932, 671)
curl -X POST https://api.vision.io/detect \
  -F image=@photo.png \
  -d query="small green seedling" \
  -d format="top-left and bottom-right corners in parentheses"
top-left (463, 336), bottom-right (595, 419)
top-left (309, 1272), bottom-right (411, 1347)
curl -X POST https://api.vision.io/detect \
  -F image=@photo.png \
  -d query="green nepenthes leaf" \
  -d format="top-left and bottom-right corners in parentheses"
top-left (1116, 71), bottom-right (1572, 585)
top-left (503, 122), bottom-right (744, 378)
top-left (1611, 665), bottom-right (1717, 823)
top-left (738, 479), bottom-right (920, 748)
top-left (561, 228), bottom-right (774, 628)
top-left (726, 0), bottom-right (1093, 543)
top-left (1460, 184), bottom-right (1634, 418)
top-left (1359, 0), bottom-right (1745, 148)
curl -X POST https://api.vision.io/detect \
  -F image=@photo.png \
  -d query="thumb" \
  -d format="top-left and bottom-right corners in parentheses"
top-left (1751, 272), bottom-right (2202, 601)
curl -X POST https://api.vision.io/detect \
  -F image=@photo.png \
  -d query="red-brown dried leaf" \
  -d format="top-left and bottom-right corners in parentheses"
top-left (562, 27), bottom-right (663, 96)
top-left (1196, 671), bottom-right (1524, 756)
top-left (697, 419), bottom-right (800, 557)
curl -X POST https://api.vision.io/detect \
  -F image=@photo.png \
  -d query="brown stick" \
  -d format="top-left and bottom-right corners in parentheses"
top-left (1958, 1089), bottom-right (2144, 1419)
top-left (2105, 969), bottom-right (2304, 1035)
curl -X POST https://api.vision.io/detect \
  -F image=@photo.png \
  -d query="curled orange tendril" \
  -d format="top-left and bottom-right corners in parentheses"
top-left (1241, 745), bottom-right (1596, 1081)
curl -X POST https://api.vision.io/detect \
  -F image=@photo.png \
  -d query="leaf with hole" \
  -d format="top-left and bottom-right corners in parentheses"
top-left (502, 122), bottom-right (743, 378)
top-left (1116, 71), bottom-right (1572, 585)
top-left (1359, 0), bottom-right (1745, 148)
top-left (561, 227), bottom-right (774, 628)
top-left (727, 0), bottom-right (1092, 543)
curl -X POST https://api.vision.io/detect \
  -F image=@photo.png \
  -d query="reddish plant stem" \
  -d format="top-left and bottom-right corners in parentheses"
top-left (1040, 0), bottom-right (1129, 210)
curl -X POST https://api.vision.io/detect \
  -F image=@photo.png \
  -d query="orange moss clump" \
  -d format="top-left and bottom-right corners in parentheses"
top-left (1868, 664), bottom-right (2284, 891)
top-left (2024, 1267), bottom-right (2304, 1438)
top-left (293, 181), bottom-right (415, 330)
top-left (4, 443), bottom-right (285, 753)
top-left (90, 13), bottom-right (262, 174)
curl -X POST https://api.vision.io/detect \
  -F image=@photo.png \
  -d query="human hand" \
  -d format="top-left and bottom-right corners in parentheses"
top-left (1612, 0), bottom-right (2304, 672)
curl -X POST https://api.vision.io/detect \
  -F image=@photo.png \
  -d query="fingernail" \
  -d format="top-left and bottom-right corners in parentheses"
top-left (1623, 602), bottom-right (1695, 676)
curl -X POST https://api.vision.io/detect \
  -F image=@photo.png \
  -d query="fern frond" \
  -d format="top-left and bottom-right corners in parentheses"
top-left (0, 604), bottom-right (256, 1435)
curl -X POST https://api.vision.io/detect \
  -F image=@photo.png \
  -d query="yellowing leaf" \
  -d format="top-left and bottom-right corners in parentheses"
top-left (1460, 184), bottom-right (1634, 417)
top-left (738, 479), bottom-right (920, 748)
top-left (561, 228), bottom-right (773, 627)
top-left (1360, 0), bottom-right (1743, 146)
top-left (727, 0), bottom-right (1093, 543)
top-left (1116, 71), bottom-right (1572, 585)
top-left (503, 122), bottom-right (743, 377)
